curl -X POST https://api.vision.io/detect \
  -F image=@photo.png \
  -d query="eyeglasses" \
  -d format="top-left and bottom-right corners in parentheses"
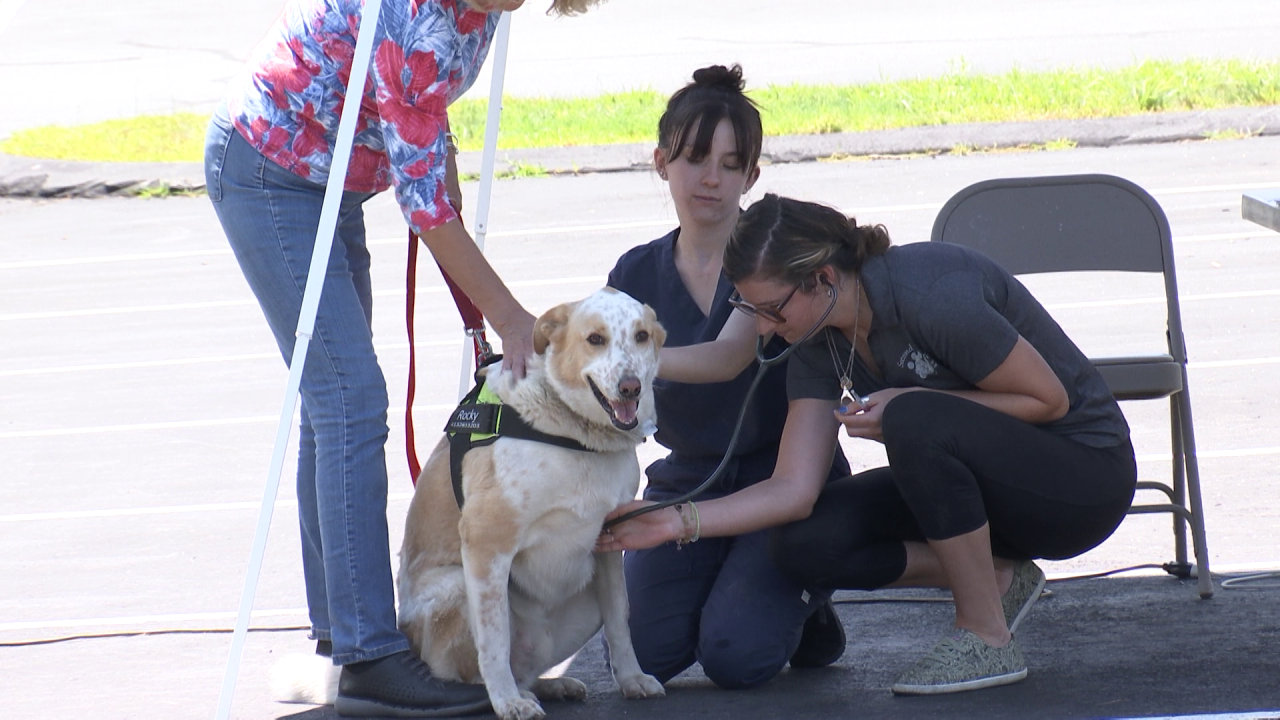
top-left (728, 281), bottom-right (803, 324)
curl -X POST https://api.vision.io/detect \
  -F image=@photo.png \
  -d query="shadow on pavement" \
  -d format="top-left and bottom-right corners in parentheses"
top-left (280, 572), bottom-right (1280, 719)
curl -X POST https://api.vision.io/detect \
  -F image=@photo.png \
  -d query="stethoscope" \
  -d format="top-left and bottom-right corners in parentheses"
top-left (603, 276), bottom-right (849, 530)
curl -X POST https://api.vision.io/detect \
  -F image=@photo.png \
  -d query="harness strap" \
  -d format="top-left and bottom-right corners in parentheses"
top-left (444, 360), bottom-right (593, 507)
top-left (447, 374), bottom-right (500, 508)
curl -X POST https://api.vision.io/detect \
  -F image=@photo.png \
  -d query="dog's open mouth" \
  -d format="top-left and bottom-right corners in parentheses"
top-left (588, 377), bottom-right (639, 431)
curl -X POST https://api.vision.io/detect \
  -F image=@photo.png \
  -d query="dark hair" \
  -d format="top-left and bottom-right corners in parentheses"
top-left (657, 64), bottom-right (763, 172)
top-left (724, 193), bottom-right (892, 286)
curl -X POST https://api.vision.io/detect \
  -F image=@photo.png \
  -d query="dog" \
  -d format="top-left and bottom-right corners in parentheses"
top-left (397, 287), bottom-right (667, 720)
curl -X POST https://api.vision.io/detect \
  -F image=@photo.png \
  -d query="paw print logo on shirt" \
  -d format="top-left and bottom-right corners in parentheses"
top-left (898, 346), bottom-right (938, 380)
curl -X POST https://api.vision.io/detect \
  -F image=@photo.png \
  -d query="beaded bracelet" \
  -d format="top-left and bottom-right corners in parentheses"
top-left (674, 501), bottom-right (701, 548)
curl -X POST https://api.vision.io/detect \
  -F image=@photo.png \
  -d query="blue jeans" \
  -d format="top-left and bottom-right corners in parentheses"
top-left (205, 108), bottom-right (408, 665)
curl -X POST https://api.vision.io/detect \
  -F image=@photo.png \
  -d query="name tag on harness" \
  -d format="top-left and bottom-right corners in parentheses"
top-left (446, 403), bottom-right (498, 435)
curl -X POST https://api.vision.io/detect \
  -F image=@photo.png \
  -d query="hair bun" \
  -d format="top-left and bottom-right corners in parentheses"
top-left (691, 64), bottom-right (745, 94)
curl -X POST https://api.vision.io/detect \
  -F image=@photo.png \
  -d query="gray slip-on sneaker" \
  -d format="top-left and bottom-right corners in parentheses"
top-left (891, 629), bottom-right (1027, 696)
top-left (1002, 560), bottom-right (1047, 634)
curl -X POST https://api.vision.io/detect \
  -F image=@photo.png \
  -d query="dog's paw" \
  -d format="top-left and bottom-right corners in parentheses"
top-left (531, 676), bottom-right (587, 702)
top-left (616, 672), bottom-right (665, 699)
top-left (494, 696), bottom-right (546, 720)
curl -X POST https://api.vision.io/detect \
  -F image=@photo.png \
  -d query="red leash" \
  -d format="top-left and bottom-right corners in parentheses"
top-left (406, 229), bottom-right (493, 484)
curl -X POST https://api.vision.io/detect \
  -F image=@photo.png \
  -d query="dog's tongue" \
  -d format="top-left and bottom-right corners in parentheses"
top-left (611, 399), bottom-right (639, 426)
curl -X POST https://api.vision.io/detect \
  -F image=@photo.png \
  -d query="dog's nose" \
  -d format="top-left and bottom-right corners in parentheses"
top-left (618, 375), bottom-right (641, 400)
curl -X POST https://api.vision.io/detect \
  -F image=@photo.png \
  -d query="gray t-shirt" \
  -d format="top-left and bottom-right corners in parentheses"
top-left (787, 243), bottom-right (1130, 448)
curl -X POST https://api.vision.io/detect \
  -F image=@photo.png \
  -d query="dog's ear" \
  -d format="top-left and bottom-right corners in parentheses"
top-left (534, 301), bottom-right (577, 355)
top-left (642, 304), bottom-right (666, 352)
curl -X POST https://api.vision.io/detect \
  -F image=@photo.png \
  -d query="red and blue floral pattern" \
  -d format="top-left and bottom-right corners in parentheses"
top-left (228, 0), bottom-right (497, 234)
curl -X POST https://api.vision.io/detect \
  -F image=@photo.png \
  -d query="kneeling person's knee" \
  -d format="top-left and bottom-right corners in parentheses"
top-left (698, 634), bottom-right (787, 690)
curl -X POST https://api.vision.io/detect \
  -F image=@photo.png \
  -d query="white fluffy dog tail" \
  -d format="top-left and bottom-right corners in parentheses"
top-left (270, 653), bottom-right (340, 705)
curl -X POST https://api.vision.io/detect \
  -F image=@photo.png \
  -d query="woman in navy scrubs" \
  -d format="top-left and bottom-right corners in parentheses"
top-left (607, 65), bottom-right (850, 689)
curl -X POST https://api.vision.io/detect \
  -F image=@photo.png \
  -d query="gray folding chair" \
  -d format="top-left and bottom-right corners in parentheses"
top-left (931, 173), bottom-right (1213, 598)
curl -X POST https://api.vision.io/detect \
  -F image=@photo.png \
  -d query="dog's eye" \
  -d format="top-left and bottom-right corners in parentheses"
top-left (587, 333), bottom-right (606, 346)
top-left (635, 330), bottom-right (649, 344)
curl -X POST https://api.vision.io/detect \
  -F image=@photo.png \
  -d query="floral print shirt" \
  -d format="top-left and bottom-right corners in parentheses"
top-left (227, 0), bottom-right (497, 234)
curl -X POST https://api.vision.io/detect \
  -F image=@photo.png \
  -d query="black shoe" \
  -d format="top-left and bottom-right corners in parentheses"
top-left (335, 650), bottom-right (491, 718)
top-left (316, 639), bottom-right (333, 658)
top-left (789, 600), bottom-right (846, 669)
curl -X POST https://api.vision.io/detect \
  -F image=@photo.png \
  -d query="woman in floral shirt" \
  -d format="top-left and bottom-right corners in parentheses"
top-left (204, 1), bottom-right (602, 716)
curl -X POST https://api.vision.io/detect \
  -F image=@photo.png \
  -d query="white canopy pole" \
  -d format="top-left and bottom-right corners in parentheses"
top-left (456, 10), bottom-right (512, 399)
top-left (214, 1), bottom-right (384, 716)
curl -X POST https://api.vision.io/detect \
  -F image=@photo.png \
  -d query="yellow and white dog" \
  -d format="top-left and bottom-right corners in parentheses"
top-left (398, 288), bottom-right (667, 720)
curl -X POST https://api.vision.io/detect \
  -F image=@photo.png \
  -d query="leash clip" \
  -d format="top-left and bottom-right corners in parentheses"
top-left (467, 327), bottom-right (495, 364)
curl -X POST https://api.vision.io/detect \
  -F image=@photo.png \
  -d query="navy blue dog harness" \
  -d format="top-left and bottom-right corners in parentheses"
top-left (445, 356), bottom-right (593, 507)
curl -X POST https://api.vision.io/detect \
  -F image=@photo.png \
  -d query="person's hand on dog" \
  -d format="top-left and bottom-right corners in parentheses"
top-left (493, 309), bottom-right (536, 380)
top-left (597, 500), bottom-right (680, 552)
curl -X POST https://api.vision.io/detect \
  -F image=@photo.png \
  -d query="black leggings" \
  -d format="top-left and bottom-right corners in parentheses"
top-left (771, 392), bottom-right (1137, 591)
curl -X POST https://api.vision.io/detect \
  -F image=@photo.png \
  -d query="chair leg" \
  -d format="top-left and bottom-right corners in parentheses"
top-left (1170, 397), bottom-right (1189, 571)
top-left (1175, 385), bottom-right (1214, 598)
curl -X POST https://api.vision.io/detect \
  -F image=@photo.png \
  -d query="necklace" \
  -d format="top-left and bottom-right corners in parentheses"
top-left (825, 277), bottom-right (862, 408)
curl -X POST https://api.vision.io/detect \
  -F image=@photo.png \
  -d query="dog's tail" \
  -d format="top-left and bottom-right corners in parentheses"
top-left (270, 653), bottom-right (340, 705)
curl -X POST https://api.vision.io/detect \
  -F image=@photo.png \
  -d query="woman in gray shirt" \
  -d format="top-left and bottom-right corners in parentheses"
top-left (600, 193), bottom-right (1137, 696)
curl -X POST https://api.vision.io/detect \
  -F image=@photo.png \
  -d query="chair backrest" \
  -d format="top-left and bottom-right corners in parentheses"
top-left (930, 173), bottom-right (1188, 362)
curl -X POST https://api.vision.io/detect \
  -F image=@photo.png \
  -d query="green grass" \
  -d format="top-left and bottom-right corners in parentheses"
top-left (4, 58), bottom-right (1279, 163)
top-left (3, 113), bottom-right (212, 163)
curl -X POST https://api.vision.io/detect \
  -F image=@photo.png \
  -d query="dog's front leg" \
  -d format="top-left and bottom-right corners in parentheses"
top-left (593, 551), bottom-right (665, 699)
top-left (460, 541), bottom-right (543, 720)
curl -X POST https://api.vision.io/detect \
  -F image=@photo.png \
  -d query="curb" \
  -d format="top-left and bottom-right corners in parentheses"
top-left (2, 106), bottom-right (1278, 199)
